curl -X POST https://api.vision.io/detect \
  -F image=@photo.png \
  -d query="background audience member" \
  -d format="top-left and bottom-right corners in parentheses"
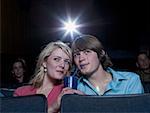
top-left (14, 41), bottom-right (83, 113)
top-left (136, 50), bottom-right (150, 82)
top-left (72, 34), bottom-right (144, 95)
top-left (135, 50), bottom-right (150, 93)
top-left (8, 58), bottom-right (29, 89)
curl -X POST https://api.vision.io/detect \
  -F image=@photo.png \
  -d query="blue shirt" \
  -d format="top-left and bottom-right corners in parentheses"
top-left (77, 68), bottom-right (144, 95)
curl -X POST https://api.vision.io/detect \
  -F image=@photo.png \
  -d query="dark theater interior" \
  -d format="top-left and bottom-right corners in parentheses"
top-left (1, 0), bottom-right (149, 83)
top-left (1, 0), bottom-right (150, 112)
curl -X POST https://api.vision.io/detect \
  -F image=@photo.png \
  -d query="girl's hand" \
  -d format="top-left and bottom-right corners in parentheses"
top-left (48, 87), bottom-right (84, 113)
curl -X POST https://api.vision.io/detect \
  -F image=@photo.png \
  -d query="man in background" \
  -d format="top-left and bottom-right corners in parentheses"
top-left (136, 50), bottom-right (150, 93)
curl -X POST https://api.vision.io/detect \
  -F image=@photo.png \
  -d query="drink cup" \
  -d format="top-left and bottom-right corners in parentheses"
top-left (64, 76), bottom-right (78, 89)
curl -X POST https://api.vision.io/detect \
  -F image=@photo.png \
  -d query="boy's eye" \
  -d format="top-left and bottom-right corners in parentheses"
top-left (85, 50), bottom-right (90, 52)
top-left (73, 52), bottom-right (80, 57)
top-left (84, 49), bottom-right (92, 54)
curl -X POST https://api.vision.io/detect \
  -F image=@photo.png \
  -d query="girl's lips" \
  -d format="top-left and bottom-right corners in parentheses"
top-left (56, 70), bottom-right (64, 74)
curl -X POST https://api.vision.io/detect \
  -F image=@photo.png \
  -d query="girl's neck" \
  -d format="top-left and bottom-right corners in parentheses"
top-left (42, 74), bottom-right (54, 88)
top-left (41, 74), bottom-right (62, 88)
top-left (37, 75), bottom-right (54, 97)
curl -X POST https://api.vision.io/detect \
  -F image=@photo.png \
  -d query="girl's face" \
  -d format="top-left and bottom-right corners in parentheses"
top-left (12, 62), bottom-right (24, 78)
top-left (43, 48), bottom-right (71, 80)
top-left (73, 49), bottom-right (100, 76)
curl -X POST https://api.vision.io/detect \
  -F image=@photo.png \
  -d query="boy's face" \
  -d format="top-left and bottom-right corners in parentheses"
top-left (137, 53), bottom-right (150, 70)
top-left (73, 49), bottom-right (100, 76)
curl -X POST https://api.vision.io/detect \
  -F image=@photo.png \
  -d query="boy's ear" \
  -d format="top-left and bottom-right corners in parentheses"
top-left (136, 62), bottom-right (139, 68)
top-left (101, 50), bottom-right (106, 55)
top-left (11, 70), bottom-right (14, 74)
top-left (99, 49), bottom-right (106, 57)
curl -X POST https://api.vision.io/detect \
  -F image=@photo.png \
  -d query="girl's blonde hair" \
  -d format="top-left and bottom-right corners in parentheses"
top-left (29, 41), bottom-right (72, 88)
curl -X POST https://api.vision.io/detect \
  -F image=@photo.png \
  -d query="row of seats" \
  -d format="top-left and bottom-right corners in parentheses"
top-left (1, 81), bottom-right (150, 97)
top-left (61, 94), bottom-right (150, 113)
top-left (1, 93), bottom-right (150, 113)
top-left (0, 88), bottom-right (14, 97)
top-left (1, 94), bottom-right (48, 113)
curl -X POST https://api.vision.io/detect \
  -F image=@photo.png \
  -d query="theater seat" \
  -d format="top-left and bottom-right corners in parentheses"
top-left (0, 88), bottom-right (15, 97)
top-left (1, 94), bottom-right (48, 113)
top-left (142, 82), bottom-right (150, 93)
top-left (61, 94), bottom-right (150, 113)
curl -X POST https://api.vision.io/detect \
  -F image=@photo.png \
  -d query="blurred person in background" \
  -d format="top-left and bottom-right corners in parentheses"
top-left (136, 50), bottom-right (150, 82)
top-left (8, 58), bottom-right (29, 89)
top-left (135, 50), bottom-right (150, 93)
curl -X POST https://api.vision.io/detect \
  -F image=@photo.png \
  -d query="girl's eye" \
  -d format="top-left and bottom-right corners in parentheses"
top-left (53, 57), bottom-right (61, 62)
top-left (64, 60), bottom-right (70, 65)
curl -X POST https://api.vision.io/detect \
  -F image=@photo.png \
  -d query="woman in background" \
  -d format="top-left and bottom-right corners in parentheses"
top-left (9, 58), bottom-right (28, 89)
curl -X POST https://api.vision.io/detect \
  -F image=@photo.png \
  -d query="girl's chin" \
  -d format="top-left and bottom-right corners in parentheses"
top-left (55, 76), bottom-right (64, 80)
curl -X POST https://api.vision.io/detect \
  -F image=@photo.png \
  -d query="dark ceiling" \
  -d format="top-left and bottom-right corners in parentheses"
top-left (1, 0), bottom-right (150, 59)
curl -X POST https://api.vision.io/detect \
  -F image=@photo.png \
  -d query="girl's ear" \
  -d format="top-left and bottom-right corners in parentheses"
top-left (42, 62), bottom-right (46, 68)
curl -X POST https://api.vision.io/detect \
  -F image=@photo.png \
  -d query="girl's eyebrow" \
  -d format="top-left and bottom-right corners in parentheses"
top-left (52, 55), bottom-right (70, 61)
top-left (51, 55), bottom-right (61, 58)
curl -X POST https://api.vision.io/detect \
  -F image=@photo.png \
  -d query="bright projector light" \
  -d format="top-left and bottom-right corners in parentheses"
top-left (64, 21), bottom-right (77, 34)
top-left (59, 18), bottom-right (81, 40)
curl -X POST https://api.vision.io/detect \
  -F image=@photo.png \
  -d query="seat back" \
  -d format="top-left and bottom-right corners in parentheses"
top-left (142, 82), bottom-right (150, 93)
top-left (0, 88), bottom-right (15, 97)
top-left (1, 94), bottom-right (48, 113)
top-left (61, 94), bottom-right (150, 113)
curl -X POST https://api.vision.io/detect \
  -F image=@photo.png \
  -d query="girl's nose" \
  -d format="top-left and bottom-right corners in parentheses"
top-left (59, 60), bottom-right (65, 69)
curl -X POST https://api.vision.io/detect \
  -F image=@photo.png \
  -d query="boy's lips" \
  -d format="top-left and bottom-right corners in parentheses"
top-left (80, 63), bottom-right (89, 69)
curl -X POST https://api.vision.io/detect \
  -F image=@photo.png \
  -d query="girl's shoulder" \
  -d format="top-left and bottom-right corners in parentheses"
top-left (14, 85), bottom-right (36, 96)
